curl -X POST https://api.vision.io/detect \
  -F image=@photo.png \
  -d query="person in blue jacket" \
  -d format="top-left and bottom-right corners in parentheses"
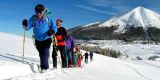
top-left (22, 4), bottom-right (57, 73)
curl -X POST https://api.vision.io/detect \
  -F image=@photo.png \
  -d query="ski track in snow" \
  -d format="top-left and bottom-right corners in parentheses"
top-left (126, 64), bottom-right (152, 80)
top-left (0, 52), bottom-right (88, 80)
top-left (0, 53), bottom-right (40, 73)
top-left (9, 61), bottom-right (89, 80)
top-left (1, 52), bottom-right (160, 80)
top-left (139, 61), bottom-right (160, 69)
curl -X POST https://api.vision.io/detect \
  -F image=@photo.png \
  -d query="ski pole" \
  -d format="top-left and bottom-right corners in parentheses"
top-left (32, 35), bottom-right (36, 46)
top-left (22, 28), bottom-right (26, 63)
top-left (52, 36), bottom-right (61, 63)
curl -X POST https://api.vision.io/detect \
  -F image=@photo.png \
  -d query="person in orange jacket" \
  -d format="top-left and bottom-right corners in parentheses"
top-left (52, 19), bottom-right (67, 68)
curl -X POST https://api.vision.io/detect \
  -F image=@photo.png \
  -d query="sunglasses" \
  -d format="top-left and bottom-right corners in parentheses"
top-left (36, 11), bottom-right (44, 14)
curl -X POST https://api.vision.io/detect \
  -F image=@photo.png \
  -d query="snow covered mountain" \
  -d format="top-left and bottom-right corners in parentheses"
top-left (0, 32), bottom-right (160, 80)
top-left (80, 6), bottom-right (160, 31)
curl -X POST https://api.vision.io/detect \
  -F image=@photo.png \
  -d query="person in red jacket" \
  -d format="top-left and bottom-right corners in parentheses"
top-left (52, 19), bottom-right (67, 68)
top-left (77, 52), bottom-right (83, 67)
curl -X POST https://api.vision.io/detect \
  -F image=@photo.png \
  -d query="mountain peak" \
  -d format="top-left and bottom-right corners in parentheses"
top-left (134, 6), bottom-right (144, 11)
top-left (99, 6), bottom-right (160, 31)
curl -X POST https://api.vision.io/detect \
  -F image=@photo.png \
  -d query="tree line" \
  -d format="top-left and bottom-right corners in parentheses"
top-left (69, 24), bottom-right (160, 42)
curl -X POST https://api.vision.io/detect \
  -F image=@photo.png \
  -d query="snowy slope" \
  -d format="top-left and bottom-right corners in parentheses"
top-left (0, 32), bottom-right (160, 80)
top-left (0, 32), bottom-right (38, 57)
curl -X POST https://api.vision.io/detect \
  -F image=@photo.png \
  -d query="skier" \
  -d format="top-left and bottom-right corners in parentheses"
top-left (65, 33), bottom-right (75, 67)
top-left (22, 4), bottom-right (57, 73)
top-left (84, 52), bottom-right (89, 64)
top-left (73, 48), bottom-right (78, 67)
top-left (52, 19), bottom-right (67, 68)
top-left (89, 51), bottom-right (93, 61)
top-left (77, 52), bottom-right (83, 67)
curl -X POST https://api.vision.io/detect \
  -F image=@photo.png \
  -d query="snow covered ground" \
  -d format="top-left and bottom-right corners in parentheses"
top-left (0, 32), bottom-right (160, 80)
top-left (78, 40), bottom-right (160, 60)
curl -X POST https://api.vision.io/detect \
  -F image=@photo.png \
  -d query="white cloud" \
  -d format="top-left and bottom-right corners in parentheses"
top-left (86, 0), bottom-right (132, 13)
top-left (88, 0), bottom-right (109, 7)
top-left (87, 0), bottom-right (118, 7)
top-left (73, 4), bottom-right (117, 15)
top-left (112, 5), bottom-right (132, 13)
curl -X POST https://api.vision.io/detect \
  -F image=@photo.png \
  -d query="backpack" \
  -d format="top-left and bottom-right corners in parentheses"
top-left (31, 8), bottom-right (53, 40)
top-left (32, 8), bottom-right (52, 28)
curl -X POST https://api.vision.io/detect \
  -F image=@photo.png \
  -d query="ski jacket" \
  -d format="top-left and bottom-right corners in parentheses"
top-left (66, 35), bottom-right (74, 51)
top-left (55, 27), bottom-right (67, 46)
top-left (90, 52), bottom-right (93, 57)
top-left (74, 52), bottom-right (78, 61)
top-left (84, 52), bottom-right (89, 59)
top-left (25, 15), bottom-right (57, 41)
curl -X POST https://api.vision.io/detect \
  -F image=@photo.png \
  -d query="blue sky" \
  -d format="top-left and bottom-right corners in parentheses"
top-left (0, 0), bottom-right (160, 36)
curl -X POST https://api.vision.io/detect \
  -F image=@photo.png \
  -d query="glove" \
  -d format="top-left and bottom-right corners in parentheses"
top-left (47, 29), bottom-right (55, 36)
top-left (63, 36), bottom-right (67, 41)
top-left (22, 19), bottom-right (28, 28)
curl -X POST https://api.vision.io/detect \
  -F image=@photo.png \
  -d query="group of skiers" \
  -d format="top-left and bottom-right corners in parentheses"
top-left (84, 51), bottom-right (94, 64)
top-left (22, 4), bottom-right (86, 73)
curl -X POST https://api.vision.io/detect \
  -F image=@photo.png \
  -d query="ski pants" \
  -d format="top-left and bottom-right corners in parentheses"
top-left (52, 46), bottom-right (67, 68)
top-left (74, 54), bottom-right (77, 67)
top-left (77, 59), bottom-right (82, 67)
top-left (35, 38), bottom-right (51, 69)
top-left (90, 55), bottom-right (93, 61)
top-left (85, 58), bottom-right (88, 64)
top-left (66, 49), bottom-right (72, 67)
